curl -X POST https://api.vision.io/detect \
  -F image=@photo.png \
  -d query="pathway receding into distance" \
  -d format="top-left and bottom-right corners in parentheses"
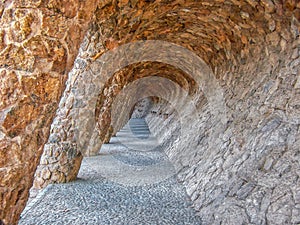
top-left (19, 119), bottom-right (202, 225)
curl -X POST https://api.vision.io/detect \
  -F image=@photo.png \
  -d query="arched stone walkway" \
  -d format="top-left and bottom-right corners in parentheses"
top-left (0, 1), bottom-right (299, 224)
top-left (20, 118), bottom-right (202, 225)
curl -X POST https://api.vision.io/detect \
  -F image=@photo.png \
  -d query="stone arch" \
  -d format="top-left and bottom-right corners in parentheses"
top-left (1, 1), bottom-right (299, 224)
top-left (83, 40), bottom-right (227, 151)
top-left (89, 60), bottom-right (200, 154)
top-left (109, 76), bottom-right (197, 151)
top-left (34, 40), bottom-right (226, 188)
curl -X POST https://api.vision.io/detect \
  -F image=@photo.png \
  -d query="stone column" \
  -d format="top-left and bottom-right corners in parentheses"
top-left (0, 1), bottom-right (96, 224)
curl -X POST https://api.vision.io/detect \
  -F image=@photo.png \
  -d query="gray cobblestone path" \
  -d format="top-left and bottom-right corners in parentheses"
top-left (19, 119), bottom-right (202, 225)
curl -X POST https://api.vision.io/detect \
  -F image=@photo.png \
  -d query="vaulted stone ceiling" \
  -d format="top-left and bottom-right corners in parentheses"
top-left (94, 62), bottom-right (198, 142)
top-left (93, 0), bottom-right (299, 71)
top-left (0, 0), bottom-right (300, 224)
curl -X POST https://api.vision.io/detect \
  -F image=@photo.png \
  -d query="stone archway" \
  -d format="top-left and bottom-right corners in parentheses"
top-left (1, 1), bottom-right (300, 224)
top-left (88, 60), bottom-right (199, 155)
top-left (34, 40), bottom-right (226, 188)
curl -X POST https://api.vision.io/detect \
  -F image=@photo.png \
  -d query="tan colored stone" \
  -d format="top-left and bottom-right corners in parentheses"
top-left (1, 1), bottom-right (299, 224)
top-left (46, 0), bottom-right (78, 18)
top-left (266, 31), bottom-right (280, 46)
top-left (41, 168), bottom-right (51, 180)
top-left (260, 0), bottom-right (276, 13)
top-left (295, 72), bottom-right (300, 89)
top-left (0, 0), bottom-right (97, 223)
top-left (42, 14), bottom-right (68, 39)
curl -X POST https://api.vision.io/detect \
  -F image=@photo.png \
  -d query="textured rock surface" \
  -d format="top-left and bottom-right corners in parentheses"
top-left (20, 119), bottom-right (202, 225)
top-left (0, 1), bottom-right (97, 224)
top-left (0, 0), bottom-right (299, 224)
top-left (131, 98), bottom-right (153, 119)
top-left (21, 178), bottom-right (203, 225)
top-left (36, 1), bottom-right (299, 224)
top-left (145, 27), bottom-right (300, 225)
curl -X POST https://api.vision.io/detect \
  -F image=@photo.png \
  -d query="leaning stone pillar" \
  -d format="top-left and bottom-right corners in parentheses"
top-left (0, 1), bottom-right (96, 224)
top-left (33, 67), bottom-right (97, 188)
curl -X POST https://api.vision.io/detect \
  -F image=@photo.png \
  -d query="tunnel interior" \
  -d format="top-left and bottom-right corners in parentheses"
top-left (0, 0), bottom-right (300, 224)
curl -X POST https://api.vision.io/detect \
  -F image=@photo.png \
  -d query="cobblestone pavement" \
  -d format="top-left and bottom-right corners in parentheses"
top-left (19, 119), bottom-right (202, 225)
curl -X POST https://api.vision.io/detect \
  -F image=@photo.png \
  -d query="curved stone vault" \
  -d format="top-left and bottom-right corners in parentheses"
top-left (0, 0), bottom-right (300, 224)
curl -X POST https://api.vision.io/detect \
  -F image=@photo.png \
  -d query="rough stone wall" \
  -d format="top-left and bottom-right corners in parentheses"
top-left (0, 1), bottom-right (97, 224)
top-left (5, 0), bottom-right (298, 224)
top-left (146, 19), bottom-right (300, 225)
top-left (131, 98), bottom-right (153, 119)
